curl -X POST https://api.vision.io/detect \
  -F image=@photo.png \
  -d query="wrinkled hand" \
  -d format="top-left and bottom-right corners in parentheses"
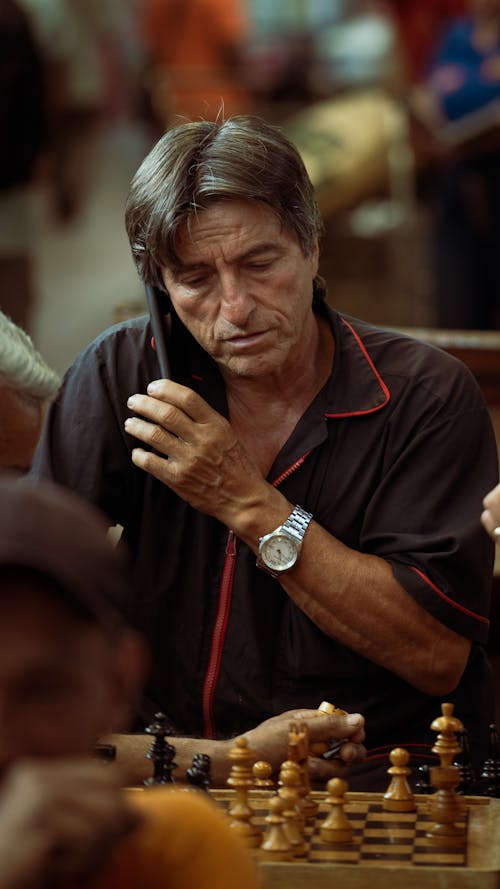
top-left (0, 759), bottom-right (139, 889)
top-left (481, 483), bottom-right (500, 540)
top-left (243, 708), bottom-right (366, 785)
top-left (125, 380), bottom-right (269, 528)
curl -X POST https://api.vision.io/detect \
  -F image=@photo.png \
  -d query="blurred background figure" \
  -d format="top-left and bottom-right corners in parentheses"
top-left (0, 311), bottom-right (60, 472)
top-left (388, 0), bottom-right (466, 83)
top-left (412, 0), bottom-right (500, 329)
top-left (20, 0), bottom-right (136, 223)
top-left (137, 0), bottom-right (253, 132)
top-left (25, 0), bottom-right (500, 382)
top-left (0, 0), bottom-right (48, 332)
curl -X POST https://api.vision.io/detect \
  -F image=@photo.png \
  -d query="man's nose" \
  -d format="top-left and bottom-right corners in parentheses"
top-left (219, 273), bottom-right (255, 326)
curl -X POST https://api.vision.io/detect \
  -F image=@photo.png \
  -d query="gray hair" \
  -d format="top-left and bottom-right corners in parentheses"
top-left (0, 312), bottom-right (60, 401)
top-left (125, 115), bottom-right (325, 291)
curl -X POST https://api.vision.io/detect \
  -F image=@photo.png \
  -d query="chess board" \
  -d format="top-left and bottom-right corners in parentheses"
top-left (209, 789), bottom-right (500, 889)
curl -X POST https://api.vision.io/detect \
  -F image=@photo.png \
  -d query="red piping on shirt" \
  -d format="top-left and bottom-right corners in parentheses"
top-left (365, 748), bottom-right (437, 763)
top-left (271, 450), bottom-right (313, 487)
top-left (325, 317), bottom-right (390, 418)
top-left (202, 531), bottom-right (237, 738)
top-left (201, 450), bottom-right (313, 738)
top-left (366, 742), bottom-right (433, 756)
top-left (411, 566), bottom-right (489, 626)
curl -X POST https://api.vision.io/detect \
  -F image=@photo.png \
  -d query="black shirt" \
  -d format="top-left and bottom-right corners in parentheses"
top-left (31, 304), bottom-right (498, 787)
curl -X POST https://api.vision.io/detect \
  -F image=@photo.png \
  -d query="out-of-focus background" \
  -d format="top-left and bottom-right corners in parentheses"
top-left (6, 0), bottom-right (500, 374)
top-left (4, 0), bottom-right (500, 695)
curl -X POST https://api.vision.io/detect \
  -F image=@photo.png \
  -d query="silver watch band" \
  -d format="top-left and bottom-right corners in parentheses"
top-left (281, 505), bottom-right (313, 541)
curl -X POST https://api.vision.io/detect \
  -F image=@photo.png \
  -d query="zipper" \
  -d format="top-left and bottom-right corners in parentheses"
top-left (201, 448), bottom-right (313, 738)
top-left (201, 530), bottom-right (237, 738)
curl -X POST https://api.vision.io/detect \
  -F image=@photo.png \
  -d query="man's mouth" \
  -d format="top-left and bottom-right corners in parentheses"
top-left (224, 330), bottom-right (269, 347)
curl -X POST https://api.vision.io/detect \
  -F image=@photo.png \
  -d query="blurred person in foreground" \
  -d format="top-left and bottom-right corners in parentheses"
top-left (31, 115), bottom-right (495, 790)
top-left (0, 310), bottom-right (59, 472)
top-left (0, 475), bottom-right (260, 889)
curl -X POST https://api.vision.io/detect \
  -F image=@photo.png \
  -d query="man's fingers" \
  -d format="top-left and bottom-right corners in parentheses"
top-left (125, 416), bottom-right (179, 456)
top-left (146, 379), bottom-right (218, 424)
top-left (126, 393), bottom-right (195, 443)
top-left (306, 712), bottom-right (365, 742)
top-left (337, 741), bottom-right (366, 764)
top-left (308, 742), bottom-right (366, 782)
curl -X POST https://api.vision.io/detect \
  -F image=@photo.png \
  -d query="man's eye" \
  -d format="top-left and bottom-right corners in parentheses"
top-left (181, 274), bottom-right (210, 288)
top-left (248, 261), bottom-right (273, 270)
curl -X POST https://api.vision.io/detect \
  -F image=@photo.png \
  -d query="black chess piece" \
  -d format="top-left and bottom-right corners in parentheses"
top-left (479, 724), bottom-right (500, 798)
top-left (144, 712), bottom-right (177, 786)
top-left (186, 753), bottom-right (212, 792)
top-left (413, 763), bottom-right (433, 794)
top-left (453, 729), bottom-right (477, 795)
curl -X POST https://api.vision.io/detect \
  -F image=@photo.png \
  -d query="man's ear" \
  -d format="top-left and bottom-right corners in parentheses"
top-left (105, 629), bottom-right (150, 732)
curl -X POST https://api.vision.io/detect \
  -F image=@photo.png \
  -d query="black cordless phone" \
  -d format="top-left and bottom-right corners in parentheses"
top-left (145, 283), bottom-right (172, 379)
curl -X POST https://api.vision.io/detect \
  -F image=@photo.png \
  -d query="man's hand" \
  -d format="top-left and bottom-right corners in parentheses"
top-left (482, 482), bottom-right (500, 539)
top-left (243, 708), bottom-right (366, 784)
top-left (124, 379), bottom-right (271, 528)
top-left (0, 759), bottom-right (139, 889)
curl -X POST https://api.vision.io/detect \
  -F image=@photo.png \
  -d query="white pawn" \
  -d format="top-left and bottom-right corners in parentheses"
top-left (278, 761), bottom-right (307, 856)
top-left (383, 747), bottom-right (416, 812)
top-left (319, 777), bottom-right (353, 844)
top-left (260, 795), bottom-right (293, 860)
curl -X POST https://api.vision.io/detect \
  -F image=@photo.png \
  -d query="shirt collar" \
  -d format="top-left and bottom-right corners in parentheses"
top-left (166, 303), bottom-right (390, 420)
top-left (322, 307), bottom-right (390, 418)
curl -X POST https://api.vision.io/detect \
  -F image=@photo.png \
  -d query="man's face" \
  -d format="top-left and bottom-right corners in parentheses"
top-left (0, 388), bottom-right (43, 473)
top-left (162, 199), bottom-right (319, 380)
top-left (0, 583), bottom-right (128, 779)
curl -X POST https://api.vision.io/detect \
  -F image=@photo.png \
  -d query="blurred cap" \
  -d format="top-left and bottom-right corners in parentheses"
top-left (0, 476), bottom-right (130, 631)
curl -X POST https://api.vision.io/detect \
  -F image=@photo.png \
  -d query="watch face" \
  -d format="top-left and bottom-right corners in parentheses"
top-left (261, 533), bottom-right (298, 572)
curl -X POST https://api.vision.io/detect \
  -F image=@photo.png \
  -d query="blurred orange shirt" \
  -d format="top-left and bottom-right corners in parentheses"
top-left (139, 0), bottom-right (252, 122)
top-left (72, 786), bottom-right (259, 889)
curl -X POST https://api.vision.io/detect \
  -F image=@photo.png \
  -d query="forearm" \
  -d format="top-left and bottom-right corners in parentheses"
top-left (104, 708), bottom-right (366, 788)
top-left (102, 733), bottom-right (232, 787)
top-left (234, 490), bottom-right (470, 695)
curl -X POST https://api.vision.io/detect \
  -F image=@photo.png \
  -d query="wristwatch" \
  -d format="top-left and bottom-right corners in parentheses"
top-left (256, 505), bottom-right (313, 577)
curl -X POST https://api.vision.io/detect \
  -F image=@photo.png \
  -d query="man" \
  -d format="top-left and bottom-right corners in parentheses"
top-left (0, 310), bottom-right (60, 471)
top-left (31, 115), bottom-right (496, 789)
top-left (0, 476), bottom-right (264, 888)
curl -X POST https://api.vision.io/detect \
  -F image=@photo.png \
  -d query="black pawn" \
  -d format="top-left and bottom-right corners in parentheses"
top-left (186, 753), bottom-right (212, 792)
top-left (480, 724), bottom-right (500, 798)
top-left (454, 729), bottom-right (477, 795)
top-left (413, 763), bottom-right (432, 794)
top-left (144, 712), bottom-right (177, 786)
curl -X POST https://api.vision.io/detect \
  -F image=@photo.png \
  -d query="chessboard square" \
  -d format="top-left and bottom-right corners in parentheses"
top-left (310, 849), bottom-right (360, 863)
top-left (368, 813), bottom-right (417, 826)
top-left (412, 851), bottom-right (465, 866)
top-left (345, 820), bottom-right (365, 834)
top-left (363, 827), bottom-right (416, 841)
top-left (360, 843), bottom-right (414, 856)
top-left (416, 834), bottom-right (467, 851)
top-left (360, 850), bottom-right (415, 861)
